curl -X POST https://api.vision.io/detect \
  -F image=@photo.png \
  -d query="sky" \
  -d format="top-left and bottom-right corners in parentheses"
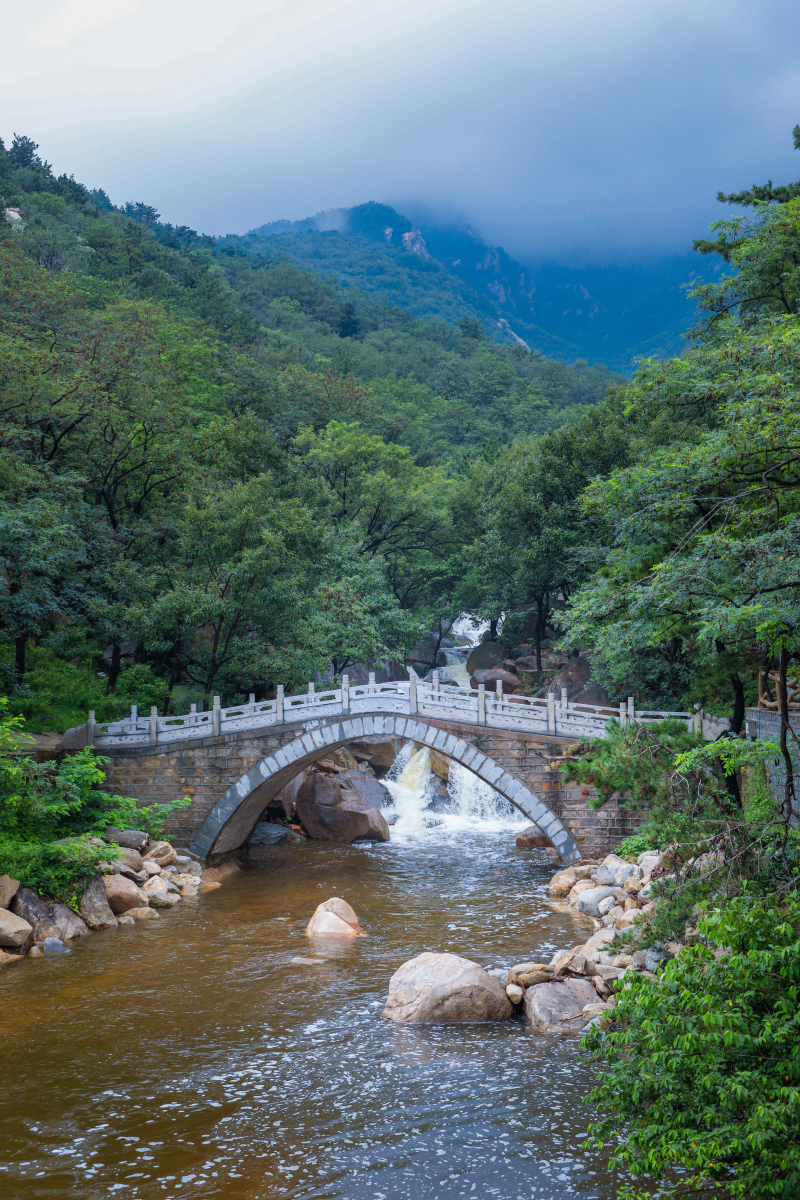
top-left (3, 0), bottom-right (800, 263)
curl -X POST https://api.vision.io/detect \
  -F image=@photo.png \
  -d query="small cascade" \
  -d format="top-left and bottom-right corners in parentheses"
top-left (382, 740), bottom-right (526, 838)
top-left (441, 647), bottom-right (471, 687)
top-left (382, 743), bottom-right (438, 834)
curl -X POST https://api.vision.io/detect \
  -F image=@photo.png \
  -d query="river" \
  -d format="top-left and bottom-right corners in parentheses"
top-left (0, 745), bottom-right (619, 1200)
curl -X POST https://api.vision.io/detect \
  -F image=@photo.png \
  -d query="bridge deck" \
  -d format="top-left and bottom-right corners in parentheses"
top-left (88, 673), bottom-right (696, 750)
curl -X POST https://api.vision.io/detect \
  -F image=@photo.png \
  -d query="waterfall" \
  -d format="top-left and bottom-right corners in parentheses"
top-left (382, 741), bottom-right (527, 838)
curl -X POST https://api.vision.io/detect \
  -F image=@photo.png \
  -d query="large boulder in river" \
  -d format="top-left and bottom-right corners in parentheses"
top-left (297, 793), bottom-right (390, 843)
top-left (523, 975), bottom-right (598, 1034)
top-left (104, 874), bottom-right (149, 914)
top-left (465, 641), bottom-right (504, 674)
top-left (0, 907), bottom-right (33, 950)
top-left (249, 822), bottom-right (306, 848)
top-left (306, 897), bottom-right (362, 938)
top-left (337, 772), bottom-right (390, 807)
top-left (79, 877), bottom-right (118, 929)
top-left (297, 771), bottom-right (345, 808)
top-left (383, 952), bottom-right (514, 1023)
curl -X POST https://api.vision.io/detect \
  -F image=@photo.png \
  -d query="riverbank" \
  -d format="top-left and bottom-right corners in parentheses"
top-left (0, 834), bottom-right (243, 966)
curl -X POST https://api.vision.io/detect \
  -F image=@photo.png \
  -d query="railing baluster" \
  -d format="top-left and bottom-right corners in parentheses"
top-left (342, 674), bottom-right (350, 713)
top-left (478, 683), bottom-right (486, 726)
top-left (213, 695), bottom-right (221, 737)
top-left (276, 684), bottom-right (284, 725)
top-left (408, 672), bottom-right (417, 714)
top-left (150, 705), bottom-right (158, 747)
top-left (87, 709), bottom-right (95, 747)
top-left (547, 691), bottom-right (556, 734)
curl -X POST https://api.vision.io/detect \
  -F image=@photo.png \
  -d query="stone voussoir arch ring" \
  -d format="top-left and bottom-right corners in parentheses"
top-left (190, 714), bottom-right (581, 864)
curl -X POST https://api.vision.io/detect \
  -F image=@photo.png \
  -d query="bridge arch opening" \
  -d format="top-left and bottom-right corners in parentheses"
top-left (190, 715), bottom-right (581, 865)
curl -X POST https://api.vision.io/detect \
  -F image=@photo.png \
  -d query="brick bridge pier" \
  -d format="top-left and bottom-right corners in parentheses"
top-left (100, 711), bottom-right (641, 864)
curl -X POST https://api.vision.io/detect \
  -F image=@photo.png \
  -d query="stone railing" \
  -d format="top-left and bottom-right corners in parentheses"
top-left (86, 672), bottom-right (698, 750)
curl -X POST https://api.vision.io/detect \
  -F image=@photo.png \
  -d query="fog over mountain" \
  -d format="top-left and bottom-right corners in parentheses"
top-left (3, 0), bottom-right (800, 264)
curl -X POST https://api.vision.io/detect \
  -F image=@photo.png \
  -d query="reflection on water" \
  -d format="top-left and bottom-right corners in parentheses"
top-left (0, 828), bottom-right (615, 1200)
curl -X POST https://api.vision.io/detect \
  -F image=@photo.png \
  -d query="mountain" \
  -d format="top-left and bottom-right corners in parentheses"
top-left (246, 203), bottom-right (722, 372)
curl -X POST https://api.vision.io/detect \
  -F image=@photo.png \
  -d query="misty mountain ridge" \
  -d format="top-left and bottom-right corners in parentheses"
top-left (248, 202), bottom-right (725, 372)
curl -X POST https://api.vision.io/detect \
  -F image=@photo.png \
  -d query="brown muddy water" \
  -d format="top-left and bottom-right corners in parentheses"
top-left (0, 831), bottom-right (621, 1200)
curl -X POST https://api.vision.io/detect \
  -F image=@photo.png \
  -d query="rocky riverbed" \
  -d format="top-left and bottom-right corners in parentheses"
top-left (0, 830), bottom-right (242, 967)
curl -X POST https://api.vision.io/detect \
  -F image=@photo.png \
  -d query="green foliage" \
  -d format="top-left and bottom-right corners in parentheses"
top-left (0, 702), bottom-right (189, 899)
top-left (582, 896), bottom-right (800, 1200)
top-left (560, 719), bottom-right (703, 812)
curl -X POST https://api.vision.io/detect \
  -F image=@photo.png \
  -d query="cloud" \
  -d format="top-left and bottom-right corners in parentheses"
top-left (33, 0), bottom-right (139, 49)
top-left (7, 0), bottom-right (800, 261)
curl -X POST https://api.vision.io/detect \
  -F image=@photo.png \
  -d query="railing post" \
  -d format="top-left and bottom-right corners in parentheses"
top-left (496, 679), bottom-right (503, 711)
top-left (212, 695), bottom-right (220, 736)
top-left (408, 672), bottom-right (417, 714)
top-left (248, 693), bottom-right (255, 705)
top-left (276, 684), bottom-right (284, 725)
top-left (547, 691), bottom-right (556, 734)
top-left (308, 680), bottom-right (315, 702)
top-left (87, 709), bottom-right (95, 747)
top-left (619, 701), bottom-right (626, 728)
top-left (478, 683), bottom-right (486, 726)
top-left (150, 705), bottom-right (158, 747)
top-left (627, 696), bottom-right (635, 724)
top-left (432, 669), bottom-right (439, 698)
top-left (341, 674), bottom-right (350, 714)
top-left (561, 687), bottom-right (569, 713)
top-left (369, 670), bottom-right (376, 695)
top-left (190, 702), bottom-right (197, 725)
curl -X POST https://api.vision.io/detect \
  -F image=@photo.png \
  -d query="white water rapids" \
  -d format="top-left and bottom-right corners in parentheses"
top-left (382, 740), bottom-right (528, 838)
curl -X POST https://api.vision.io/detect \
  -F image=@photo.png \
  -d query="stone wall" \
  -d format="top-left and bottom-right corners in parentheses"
top-left (100, 716), bottom-right (644, 859)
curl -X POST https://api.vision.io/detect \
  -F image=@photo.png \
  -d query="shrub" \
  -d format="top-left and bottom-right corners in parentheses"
top-left (582, 896), bottom-right (800, 1200)
top-left (0, 700), bottom-right (190, 901)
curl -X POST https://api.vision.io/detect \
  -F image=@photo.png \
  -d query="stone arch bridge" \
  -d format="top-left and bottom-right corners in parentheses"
top-left (92, 675), bottom-right (686, 863)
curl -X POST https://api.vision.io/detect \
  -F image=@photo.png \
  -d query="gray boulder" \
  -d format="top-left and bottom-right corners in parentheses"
top-left (79, 878), bottom-right (118, 929)
top-left (105, 827), bottom-right (150, 852)
top-left (594, 865), bottom-right (617, 886)
top-left (296, 794), bottom-right (390, 843)
top-left (523, 976), bottom-right (598, 1034)
top-left (408, 635), bottom-right (447, 671)
top-left (250, 822), bottom-right (293, 846)
top-left (111, 846), bottom-right (145, 873)
top-left (576, 886), bottom-right (619, 917)
top-left (43, 937), bottom-right (70, 955)
top-left (49, 903), bottom-right (91, 941)
top-left (383, 952), bottom-right (514, 1023)
top-left (337, 773), bottom-right (390, 807)
top-left (0, 907), bottom-right (34, 950)
top-left (10, 887), bottom-right (60, 941)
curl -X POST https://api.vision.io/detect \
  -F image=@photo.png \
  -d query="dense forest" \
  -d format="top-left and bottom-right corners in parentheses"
top-left (0, 132), bottom-right (615, 732)
top-left (0, 129), bottom-right (798, 745)
top-left (247, 202), bottom-right (714, 371)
